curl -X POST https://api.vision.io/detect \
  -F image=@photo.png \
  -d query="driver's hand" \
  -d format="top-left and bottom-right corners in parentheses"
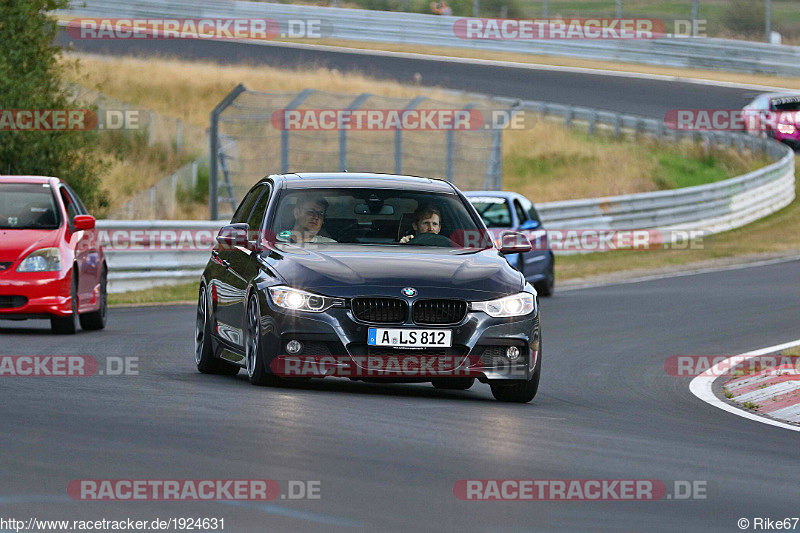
top-left (399, 234), bottom-right (414, 244)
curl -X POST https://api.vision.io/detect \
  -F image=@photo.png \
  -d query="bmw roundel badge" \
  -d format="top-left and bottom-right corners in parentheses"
top-left (402, 287), bottom-right (417, 297)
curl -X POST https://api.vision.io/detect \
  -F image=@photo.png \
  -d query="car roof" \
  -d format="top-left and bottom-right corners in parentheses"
top-left (268, 172), bottom-right (457, 193)
top-left (0, 175), bottom-right (61, 185)
top-left (463, 190), bottom-right (523, 201)
top-left (755, 92), bottom-right (800, 100)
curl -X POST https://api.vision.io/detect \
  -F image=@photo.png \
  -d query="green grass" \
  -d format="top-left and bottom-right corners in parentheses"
top-left (109, 282), bottom-right (198, 306)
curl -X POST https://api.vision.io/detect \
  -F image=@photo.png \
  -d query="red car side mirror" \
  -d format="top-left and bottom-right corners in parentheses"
top-left (73, 215), bottom-right (96, 231)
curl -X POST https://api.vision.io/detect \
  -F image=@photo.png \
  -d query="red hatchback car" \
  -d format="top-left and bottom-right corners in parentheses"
top-left (0, 176), bottom-right (107, 334)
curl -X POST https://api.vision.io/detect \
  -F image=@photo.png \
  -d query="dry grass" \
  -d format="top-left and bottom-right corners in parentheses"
top-left (503, 122), bottom-right (657, 200)
top-left (783, 346), bottom-right (800, 357)
top-left (64, 53), bottom-right (461, 128)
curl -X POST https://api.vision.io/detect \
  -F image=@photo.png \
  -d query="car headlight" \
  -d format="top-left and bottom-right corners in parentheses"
top-left (16, 247), bottom-right (62, 272)
top-left (268, 286), bottom-right (343, 313)
top-left (470, 292), bottom-right (536, 318)
top-left (777, 123), bottom-right (796, 134)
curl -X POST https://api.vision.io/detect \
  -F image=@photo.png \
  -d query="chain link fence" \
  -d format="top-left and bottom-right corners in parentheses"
top-left (210, 86), bottom-right (512, 219)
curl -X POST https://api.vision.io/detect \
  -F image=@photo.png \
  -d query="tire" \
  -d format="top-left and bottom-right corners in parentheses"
top-left (195, 285), bottom-right (239, 376)
top-left (51, 272), bottom-right (78, 335)
top-left (244, 293), bottom-right (275, 386)
top-left (432, 377), bottom-right (475, 390)
top-left (490, 343), bottom-right (542, 403)
top-left (79, 267), bottom-right (107, 330)
top-left (533, 255), bottom-right (554, 297)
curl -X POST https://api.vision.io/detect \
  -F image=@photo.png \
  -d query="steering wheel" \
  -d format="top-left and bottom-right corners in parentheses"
top-left (405, 232), bottom-right (453, 247)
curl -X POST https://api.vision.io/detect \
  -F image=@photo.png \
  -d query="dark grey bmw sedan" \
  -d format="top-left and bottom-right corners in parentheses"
top-left (195, 173), bottom-right (542, 402)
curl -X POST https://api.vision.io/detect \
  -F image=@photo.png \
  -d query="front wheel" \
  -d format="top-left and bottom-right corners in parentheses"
top-left (245, 293), bottom-right (276, 386)
top-left (51, 273), bottom-right (78, 335)
top-left (195, 285), bottom-right (239, 376)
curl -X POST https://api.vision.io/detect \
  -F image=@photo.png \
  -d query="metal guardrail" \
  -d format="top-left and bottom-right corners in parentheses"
top-left (60, 0), bottom-right (800, 77)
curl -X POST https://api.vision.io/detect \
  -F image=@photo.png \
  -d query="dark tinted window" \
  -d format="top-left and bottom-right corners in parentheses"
top-left (0, 183), bottom-right (61, 229)
top-left (518, 195), bottom-right (542, 225)
top-left (246, 184), bottom-right (271, 235)
top-left (513, 200), bottom-right (527, 223)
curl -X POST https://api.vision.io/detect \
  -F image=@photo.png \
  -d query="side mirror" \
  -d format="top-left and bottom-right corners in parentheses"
top-left (73, 215), bottom-right (96, 231)
top-left (519, 219), bottom-right (540, 231)
top-left (216, 223), bottom-right (252, 249)
top-left (498, 231), bottom-right (532, 254)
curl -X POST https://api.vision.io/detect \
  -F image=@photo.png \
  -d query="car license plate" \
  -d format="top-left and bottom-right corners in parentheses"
top-left (368, 328), bottom-right (452, 348)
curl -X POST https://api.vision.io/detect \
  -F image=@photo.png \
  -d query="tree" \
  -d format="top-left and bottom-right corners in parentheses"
top-left (0, 0), bottom-right (107, 209)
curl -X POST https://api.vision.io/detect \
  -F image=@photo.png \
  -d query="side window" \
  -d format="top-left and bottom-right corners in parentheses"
top-left (513, 200), bottom-right (527, 224)
top-left (518, 195), bottom-right (542, 225)
top-left (59, 187), bottom-right (77, 223)
top-left (231, 185), bottom-right (265, 225)
top-left (756, 97), bottom-right (770, 110)
top-left (246, 184), bottom-right (272, 237)
top-left (64, 186), bottom-right (87, 215)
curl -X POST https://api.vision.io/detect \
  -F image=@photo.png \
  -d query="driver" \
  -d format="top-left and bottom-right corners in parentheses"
top-left (290, 196), bottom-right (337, 243)
top-left (400, 205), bottom-right (441, 244)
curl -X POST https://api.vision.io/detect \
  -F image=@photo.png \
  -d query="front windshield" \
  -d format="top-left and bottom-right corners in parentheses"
top-left (0, 183), bottom-right (61, 230)
top-left (467, 196), bottom-right (512, 228)
top-left (269, 187), bottom-right (491, 249)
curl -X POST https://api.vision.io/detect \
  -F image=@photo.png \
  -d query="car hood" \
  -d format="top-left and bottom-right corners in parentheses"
top-left (263, 244), bottom-right (524, 300)
top-left (0, 229), bottom-right (61, 264)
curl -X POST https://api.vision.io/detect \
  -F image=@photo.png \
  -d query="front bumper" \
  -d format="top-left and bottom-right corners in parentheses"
top-left (0, 272), bottom-right (72, 318)
top-left (253, 291), bottom-right (540, 382)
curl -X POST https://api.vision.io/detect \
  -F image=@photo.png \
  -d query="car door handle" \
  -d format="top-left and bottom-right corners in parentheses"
top-left (211, 250), bottom-right (230, 269)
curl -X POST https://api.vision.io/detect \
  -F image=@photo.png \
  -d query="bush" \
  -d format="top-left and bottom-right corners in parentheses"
top-left (721, 0), bottom-right (765, 37)
top-left (0, 0), bottom-right (108, 210)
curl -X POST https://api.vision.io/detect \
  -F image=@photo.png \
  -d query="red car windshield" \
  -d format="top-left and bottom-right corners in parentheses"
top-left (0, 183), bottom-right (61, 230)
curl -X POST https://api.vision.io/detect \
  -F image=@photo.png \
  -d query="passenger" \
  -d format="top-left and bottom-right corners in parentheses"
top-left (290, 196), bottom-right (337, 243)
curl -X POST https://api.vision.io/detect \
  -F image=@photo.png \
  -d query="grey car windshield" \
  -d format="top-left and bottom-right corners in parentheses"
top-left (269, 188), bottom-right (490, 248)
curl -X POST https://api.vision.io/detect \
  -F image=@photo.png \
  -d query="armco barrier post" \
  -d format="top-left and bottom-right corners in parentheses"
top-left (395, 96), bottom-right (426, 174)
top-left (340, 93), bottom-right (371, 171)
top-left (209, 84), bottom-right (247, 220)
top-left (280, 89), bottom-right (316, 174)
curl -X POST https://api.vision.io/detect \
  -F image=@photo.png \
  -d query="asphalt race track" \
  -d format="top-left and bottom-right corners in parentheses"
top-left (55, 30), bottom-right (765, 119)
top-left (2, 260), bottom-right (799, 531)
